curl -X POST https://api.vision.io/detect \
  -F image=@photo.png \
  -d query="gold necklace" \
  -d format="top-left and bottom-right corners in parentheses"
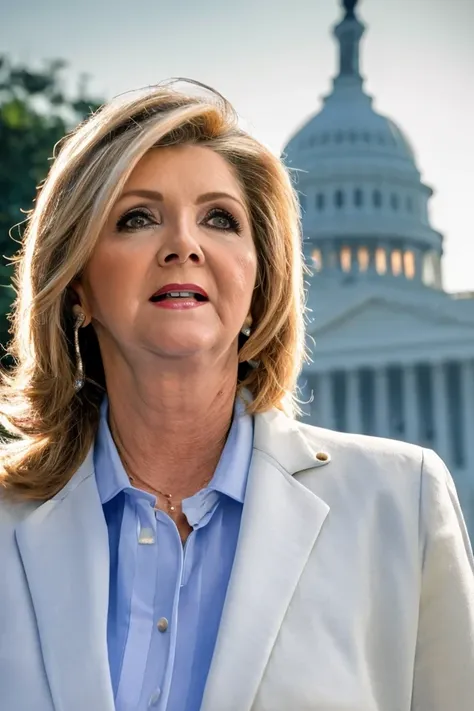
top-left (128, 473), bottom-right (213, 514)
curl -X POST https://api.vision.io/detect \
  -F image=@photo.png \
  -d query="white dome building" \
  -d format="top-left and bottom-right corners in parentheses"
top-left (285, 0), bottom-right (474, 538)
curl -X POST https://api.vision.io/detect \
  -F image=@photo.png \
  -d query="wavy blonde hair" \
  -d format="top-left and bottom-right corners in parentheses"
top-left (0, 79), bottom-right (306, 502)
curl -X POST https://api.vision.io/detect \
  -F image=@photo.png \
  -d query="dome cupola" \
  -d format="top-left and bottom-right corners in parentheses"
top-left (284, 0), bottom-right (443, 290)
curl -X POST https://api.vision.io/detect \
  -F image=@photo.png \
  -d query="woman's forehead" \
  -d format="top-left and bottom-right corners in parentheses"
top-left (120, 145), bottom-right (247, 205)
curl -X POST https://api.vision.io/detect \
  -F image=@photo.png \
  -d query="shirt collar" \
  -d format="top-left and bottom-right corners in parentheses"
top-left (94, 392), bottom-right (254, 508)
top-left (205, 395), bottom-right (253, 505)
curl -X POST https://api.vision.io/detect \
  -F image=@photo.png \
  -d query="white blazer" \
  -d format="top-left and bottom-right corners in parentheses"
top-left (1, 407), bottom-right (473, 711)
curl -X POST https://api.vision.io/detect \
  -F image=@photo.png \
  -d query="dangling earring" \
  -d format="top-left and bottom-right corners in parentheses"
top-left (240, 316), bottom-right (259, 369)
top-left (241, 315), bottom-right (253, 338)
top-left (72, 305), bottom-right (86, 392)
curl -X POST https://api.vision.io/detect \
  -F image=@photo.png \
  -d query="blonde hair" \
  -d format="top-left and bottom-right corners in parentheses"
top-left (0, 79), bottom-right (306, 501)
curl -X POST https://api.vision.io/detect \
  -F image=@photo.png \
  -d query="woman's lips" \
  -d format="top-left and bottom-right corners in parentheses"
top-left (150, 298), bottom-right (208, 310)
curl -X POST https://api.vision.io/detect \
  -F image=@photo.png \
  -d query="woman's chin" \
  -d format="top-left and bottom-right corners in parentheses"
top-left (150, 334), bottom-right (219, 361)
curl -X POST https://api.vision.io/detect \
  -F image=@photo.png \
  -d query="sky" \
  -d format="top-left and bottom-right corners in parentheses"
top-left (1, 0), bottom-right (473, 292)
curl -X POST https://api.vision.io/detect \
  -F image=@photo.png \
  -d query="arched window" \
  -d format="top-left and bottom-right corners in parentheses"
top-left (422, 250), bottom-right (441, 288)
top-left (354, 188), bottom-right (364, 207)
top-left (334, 189), bottom-right (345, 209)
top-left (340, 247), bottom-right (352, 272)
top-left (391, 249), bottom-right (403, 276)
top-left (373, 189), bottom-right (382, 208)
top-left (316, 192), bottom-right (325, 211)
top-left (362, 132), bottom-right (371, 143)
top-left (375, 247), bottom-right (387, 274)
top-left (390, 193), bottom-right (399, 211)
top-left (404, 250), bottom-right (416, 279)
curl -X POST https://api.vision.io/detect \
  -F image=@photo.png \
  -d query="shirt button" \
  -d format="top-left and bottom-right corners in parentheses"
top-left (157, 617), bottom-right (169, 633)
top-left (148, 689), bottom-right (161, 707)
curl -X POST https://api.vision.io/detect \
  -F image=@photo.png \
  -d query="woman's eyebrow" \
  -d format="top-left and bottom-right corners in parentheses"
top-left (117, 189), bottom-right (245, 211)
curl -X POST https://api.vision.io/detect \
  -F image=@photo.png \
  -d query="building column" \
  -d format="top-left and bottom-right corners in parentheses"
top-left (321, 241), bottom-right (334, 275)
top-left (345, 369), bottom-right (360, 434)
top-left (459, 360), bottom-right (474, 539)
top-left (413, 246), bottom-right (424, 283)
top-left (317, 371), bottom-right (336, 430)
top-left (350, 244), bottom-right (358, 276)
top-left (368, 244), bottom-right (377, 275)
top-left (402, 364), bottom-right (419, 444)
top-left (373, 366), bottom-right (391, 438)
top-left (460, 361), bottom-right (474, 471)
top-left (431, 362), bottom-right (450, 462)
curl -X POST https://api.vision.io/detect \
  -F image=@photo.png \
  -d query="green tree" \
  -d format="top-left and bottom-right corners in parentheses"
top-left (0, 56), bottom-right (103, 357)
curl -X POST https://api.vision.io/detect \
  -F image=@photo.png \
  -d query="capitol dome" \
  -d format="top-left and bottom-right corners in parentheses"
top-left (283, 0), bottom-right (443, 291)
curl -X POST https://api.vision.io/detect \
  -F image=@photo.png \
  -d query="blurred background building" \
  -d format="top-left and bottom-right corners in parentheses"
top-left (284, 0), bottom-right (474, 539)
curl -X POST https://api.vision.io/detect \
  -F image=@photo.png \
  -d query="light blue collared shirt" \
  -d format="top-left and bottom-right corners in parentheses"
top-left (94, 395), bottom-right (254, 711)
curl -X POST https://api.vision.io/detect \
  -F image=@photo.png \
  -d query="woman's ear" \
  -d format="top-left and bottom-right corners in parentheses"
top-left (68, 280), bottom-right (92, 327)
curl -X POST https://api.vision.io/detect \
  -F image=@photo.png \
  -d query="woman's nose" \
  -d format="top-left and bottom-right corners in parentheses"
top-left (155, 226), bottom-right (205, 266)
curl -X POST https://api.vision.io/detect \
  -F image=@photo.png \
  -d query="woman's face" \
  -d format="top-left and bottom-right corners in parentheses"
top-left (73, 144), bottom-right (257, 370)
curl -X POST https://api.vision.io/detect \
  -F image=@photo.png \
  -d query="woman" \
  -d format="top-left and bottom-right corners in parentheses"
top-left (0, 80), bottom-right (473, 711)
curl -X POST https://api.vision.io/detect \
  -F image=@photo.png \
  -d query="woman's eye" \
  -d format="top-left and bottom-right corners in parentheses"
top-left (205, 208), bottom-right (242, 234)
top-left (116, 209), bottom-right (155, 232)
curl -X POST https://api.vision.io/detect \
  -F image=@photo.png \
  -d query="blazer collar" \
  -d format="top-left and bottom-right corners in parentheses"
top-left (15, 447), bottom-right (115, 711)
top-left (201, 408), bottom-right (331, 711)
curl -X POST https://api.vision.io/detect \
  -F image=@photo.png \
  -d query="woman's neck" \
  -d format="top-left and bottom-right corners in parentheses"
top-left (105, 367), bottom-right (238, 503)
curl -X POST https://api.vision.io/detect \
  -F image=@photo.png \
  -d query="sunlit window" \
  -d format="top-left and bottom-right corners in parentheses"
top-left (312, 248), bottom-right (323, 272)
top-left (404, 250), bottom-right (416, 279)
top-left (391, 249), bottom-right (403, 276)
top-left (358, 246), bottom-right (370, 272)
top-left (340, 247), bottom-right (352, 272)
top-left (375, 247), bottom-right (387, 274)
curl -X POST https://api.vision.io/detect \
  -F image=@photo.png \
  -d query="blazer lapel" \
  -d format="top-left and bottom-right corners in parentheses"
top-left (15, 448), bottom-right (115, 711)
top-left (201, 409), bottom-right (331, 711)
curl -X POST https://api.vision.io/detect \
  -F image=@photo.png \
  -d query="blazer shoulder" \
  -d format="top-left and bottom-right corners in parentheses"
top-left (296, 420), bottom-right (424, 466)
top-left (292, 420), bottom-right (433, 495)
